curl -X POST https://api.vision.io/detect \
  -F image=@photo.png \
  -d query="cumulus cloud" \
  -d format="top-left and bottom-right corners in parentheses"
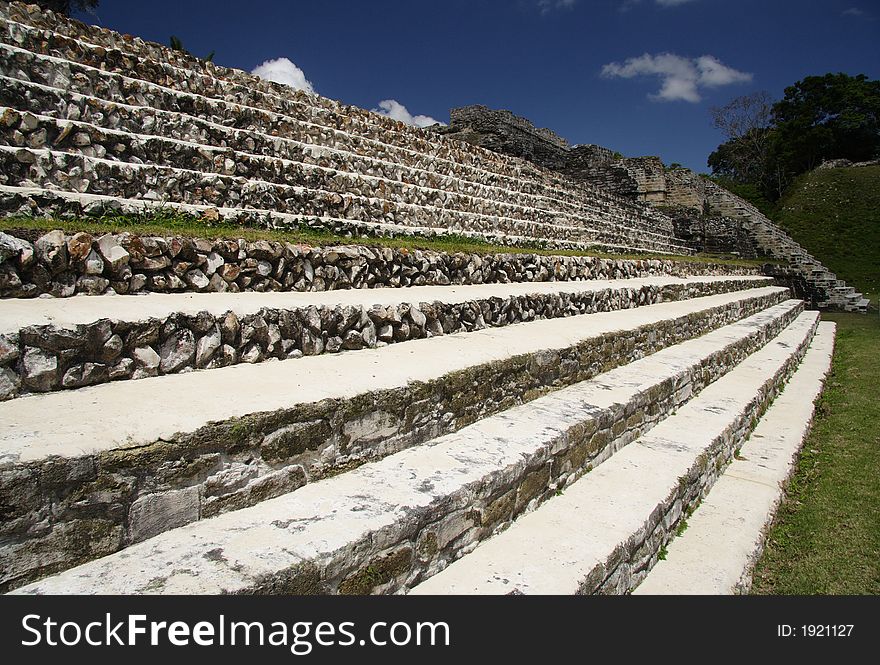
top-left (251, 57), bottom-right (315, 94)
top-left (538, 0), bottom-right (577, 14)
top-left (601, 53), bottom-right (752, 102)
top-left (372, 99), bottom-right (443, 128)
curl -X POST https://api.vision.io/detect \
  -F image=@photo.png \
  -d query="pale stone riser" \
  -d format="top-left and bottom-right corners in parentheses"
top-left (0, 289), bottom-right (791, 592)
top-left (0, 81), bottom-right (676, 240)
top-left (0, 148), bottom-right (688, 253)
top-left (0, 277), bottom-right (771, 400)
top-left (0, 37), bottom-right (673, 235)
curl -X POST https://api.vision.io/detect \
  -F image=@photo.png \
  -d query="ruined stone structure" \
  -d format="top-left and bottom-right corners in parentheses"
top-left (0, 2), bottom-right (839, 596)
top-left (443, 105), bottom-right (869, 313)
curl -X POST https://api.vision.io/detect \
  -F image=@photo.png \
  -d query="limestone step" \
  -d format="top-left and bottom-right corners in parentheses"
top-left (8, 297), bottom-right (806, 594)
top-left (632, 322), bottom-right (835, 595)
top-left (409, 309), bottom-right (820, 595)
top-left (0, 106), bottom-right (682, 249)
top-left (0, 11), bottom-right (677, 233)
top-left (0, 285), bottom-right (790, 591)
top-left (0, 184), bottom-right (674, 256)
top-left (0, 83), bottom-right (679, 243)
top-left (0, 147), bottom-right (685, 254)
top-left (0, 38), bottom-right (672, 238)
top-left (0, 275), bottom-right (772, 399)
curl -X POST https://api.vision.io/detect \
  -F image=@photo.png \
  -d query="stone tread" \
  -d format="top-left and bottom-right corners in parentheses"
top-left (0, 285), bottom-right (787, 465)
top-left (0, 275), bottom-right (771, 334)
top-left (409, 309), bottom-right (820, 595)
top-left (632, 322), bottom-right (836, 595)
top-left (10, 298), bottom-right (806, 595)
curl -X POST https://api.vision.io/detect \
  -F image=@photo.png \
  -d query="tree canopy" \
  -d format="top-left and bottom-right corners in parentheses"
top-left (708, 73), bottom-right (880, 200)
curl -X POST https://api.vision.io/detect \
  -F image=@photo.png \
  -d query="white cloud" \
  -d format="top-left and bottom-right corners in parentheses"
top-left (538, 0), bottom-right (577, 14)
top-left (842, 7), bottom-right (864, 16)
top-left (251, 57), bottom-right (315, 94)
top-left (373, 99), bottom-right (443, 128)
top-left (601, 53), bottom-right (752, 103)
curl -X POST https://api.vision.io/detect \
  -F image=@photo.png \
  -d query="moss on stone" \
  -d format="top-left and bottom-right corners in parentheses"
top-left (337, 547), bottom-right (413, 595)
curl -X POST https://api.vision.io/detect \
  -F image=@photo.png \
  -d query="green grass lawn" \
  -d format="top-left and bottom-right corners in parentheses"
top-left (776, 166), bottom-right (880, 303)
top-left (751, 311), bottom-right (880, 594)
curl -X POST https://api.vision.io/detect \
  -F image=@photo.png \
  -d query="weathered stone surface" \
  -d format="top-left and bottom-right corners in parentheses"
top-left (132, 345), bottom-right (160, 377)
top-left (159, 329), bottom-right (196, 373)
top-left (62, 362), bottom-right (108, 388)
top-left (83, 249), bottom-right (104, 275)
top-left (0, 335), bottom-right (19, 365)
top-left (34, 230), bottom-right (68, 274)
top-left (0, 232), bottom-right (34, 269)
top-left (96, 234), bottom-right (130, 272)
top-left (195, 327), bottom-right (221, 368)
top-left (127, 487), bottom-right (200, 543)
top-left (0, 366), bottom-right (21, 400)
top-left (21, 347), bottom-right (58, 391)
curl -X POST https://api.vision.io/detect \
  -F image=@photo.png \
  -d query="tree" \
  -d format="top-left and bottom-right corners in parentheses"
top-left (772, 73), bottom-right (880, 174)
top-left (33, 0), bottom-right (99, 15)
top-left (708, 73), bottom-right (880, 200)
top-left (708, 92), bottom-right (776, 189)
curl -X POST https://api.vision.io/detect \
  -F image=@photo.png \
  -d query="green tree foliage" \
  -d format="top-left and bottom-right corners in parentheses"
top-left (708, 73), bottom-right (880, 200)
top-left (772, 73), bottom-right (880, 174)
top-left (33, 0), bottom-right (99, 15)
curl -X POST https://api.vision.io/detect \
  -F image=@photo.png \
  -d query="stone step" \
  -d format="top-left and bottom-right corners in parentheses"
top-left (0, 106), bottom-right (681, 248)
top-left (0, 147), bottom-right (686, 254)
top-left (0, 275), bottom-right (772, 399)
top-left (0, 285), bottom-right (789, 591)
top-left (0, 15), bottom-right (564, 193)
top-left (0, 82), bottom-right (676, 241)
top-left (409, 309), bottom-right (819, 595)
top-left (0, 224), bottom-right (759, 300)
top-left (632, 322), bottom-right (835, 594)
top-left (8, 297), bottom-right (806, 594)
top-left (0, 185), bottom-right (669, 258)
top-left (0, 9), bottom-right (677, 232)
top-left (0, 36), bottom-right (672, 236)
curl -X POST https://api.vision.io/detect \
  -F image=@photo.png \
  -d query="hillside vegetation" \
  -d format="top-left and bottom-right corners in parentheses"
top-left (775, 165), bottom-right (880, 305)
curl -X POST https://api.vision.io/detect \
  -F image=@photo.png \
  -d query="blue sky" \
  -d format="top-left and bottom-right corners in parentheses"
top-left (74, 0), bottom-right (879, 172)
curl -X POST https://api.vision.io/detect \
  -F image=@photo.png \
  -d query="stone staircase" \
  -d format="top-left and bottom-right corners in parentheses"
top-left (705, 183), bottom-right (869, 313)
top-left (0, 3), bottom-right (836, 596)
top-left (0, 1), bottom-right (689, 255)
top-left (2, 269), bottom-right (831, 594)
